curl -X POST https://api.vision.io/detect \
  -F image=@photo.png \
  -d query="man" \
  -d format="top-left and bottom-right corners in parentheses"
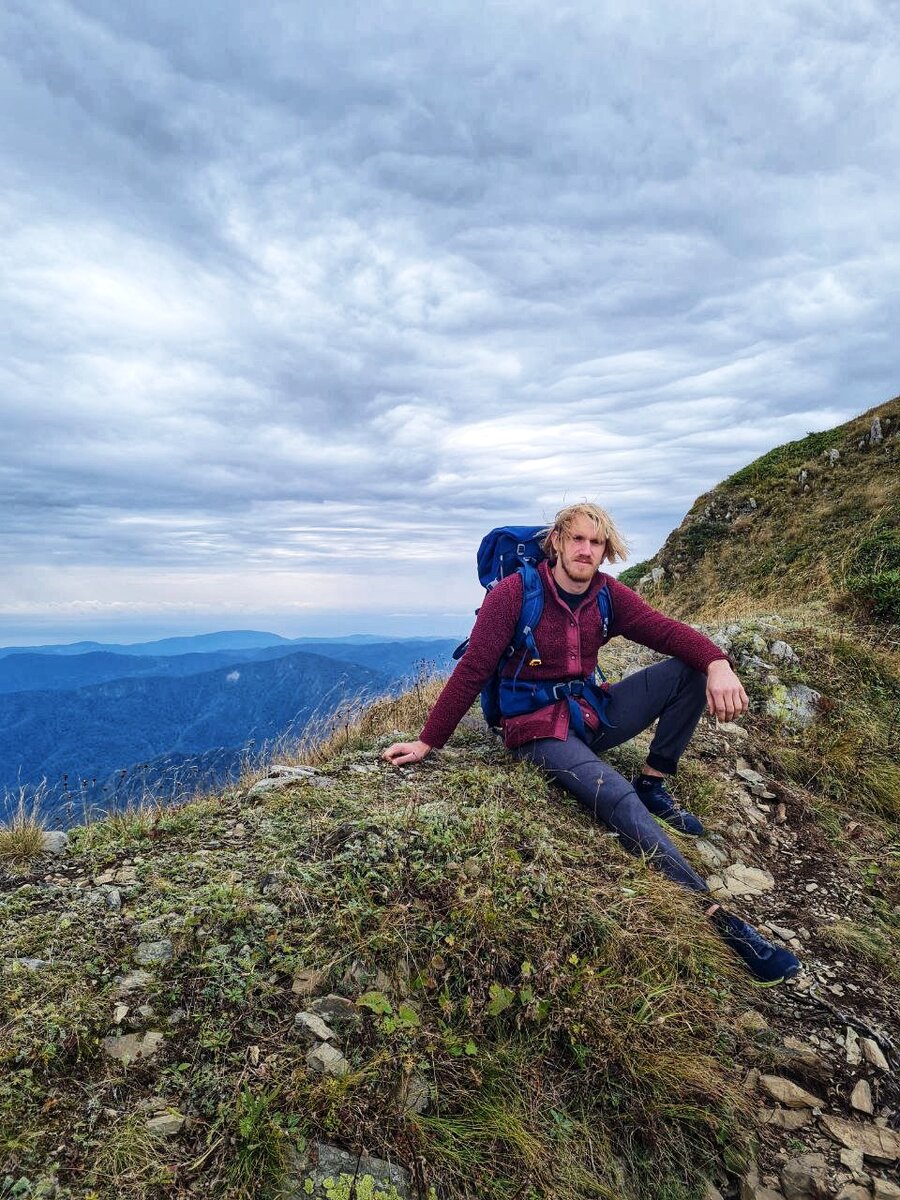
top-left (383, 503), bottom-right (799, 983)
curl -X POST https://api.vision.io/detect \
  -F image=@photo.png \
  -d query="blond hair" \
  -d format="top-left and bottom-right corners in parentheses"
top-left (541, 502), bottom-right (629, 565)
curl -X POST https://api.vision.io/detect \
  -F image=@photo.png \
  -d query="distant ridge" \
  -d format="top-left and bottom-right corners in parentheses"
top-left (0, 629), bottom-right (291, 659)
top-left (0, 630), bottom-right (453, 659)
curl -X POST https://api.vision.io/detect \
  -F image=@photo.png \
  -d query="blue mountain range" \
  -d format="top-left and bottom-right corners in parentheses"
top-left (0, 632), bottom-right (458, 825)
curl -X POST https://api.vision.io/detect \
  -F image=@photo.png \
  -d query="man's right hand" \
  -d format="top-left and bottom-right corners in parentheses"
top-left (382, 739), bottom-right (433, 766)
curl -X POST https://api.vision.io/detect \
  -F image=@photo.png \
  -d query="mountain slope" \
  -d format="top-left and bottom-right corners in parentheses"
top-left (620, 395), bottom-right (899, 624)
top-left (0, 650), bottom-right (386, 801)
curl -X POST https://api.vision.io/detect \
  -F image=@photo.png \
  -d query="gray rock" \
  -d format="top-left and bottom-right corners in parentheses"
top-left (400, 1072), bottom-right (429, 1115)
top-left (288, 1141), bottom-right (412, 1199)
top-left (718, 863), bottom-right (775, 897)
top-left (246, 778), bottom-right (290, 797)
top-left (839, 1148), bottom-right (864, 1173)
top-left (824, 448), bottom-right (840, 465)
top-left (870, 417), bottom-right (883, 443)
top-left (781, 1036), bottom-right (825, 1071)
top-left (106, 888), bottom-right (122, 910)
top-left (766, 684), bottom-right (821, 730)
top-left (41, 831), bottom-right (68, 856)
top-left (4, 957), bottom-right (49, 972)
top-left (294, 1011), bottom-right (338, 1045)
top-left (740, 1161), bottom-right (786, 1200)
top-left (651, 566), bottom-right (666, 585)
top-left (717, 721), bottom-right (749, 739)
top-left (834, 1186), bottom-right (871, 1200)
top-left (146, 1112), bottom-right (185, 1137)
top-left (305, 1042), bottom-right (349, 1077)
top-left (101, 1031), bottom-right (165, 1064)
top-left (758, 1107), bottom-right (811, 1131)
top-left (268, 764), bottom-right (320, 777)
top-left (780, 1153), bottom-right (828, 1200)
top-left (736, 767), bottom-right (766, 786)
top-left (846, 1027), bottom-right (862, 1066)
top-left (770, 640), bottom-right (799, 664)
top-left (113, 969), bottom-right (153, 996)
top-left (769, 924), bottom-right (798, 941)
top-left (695, 839), bottom-right (729, 870)
top-left (759, 1075), bottom-right (824, 1109)
top-left (735, 1010), bottom-right (769, 1034)
top-left (307, 994), bottom-right (360, 1026)
top-left (135, 940), bottom-right (173, 966)
top-left (292, 967), bottom-right (326, 997)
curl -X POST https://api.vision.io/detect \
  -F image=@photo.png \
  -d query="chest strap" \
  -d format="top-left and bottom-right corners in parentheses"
top-left (498, 672), bottom-right (612, 738)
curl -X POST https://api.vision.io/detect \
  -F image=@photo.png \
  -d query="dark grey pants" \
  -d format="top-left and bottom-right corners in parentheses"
top-left (513, 658), bottom-right (709, 893)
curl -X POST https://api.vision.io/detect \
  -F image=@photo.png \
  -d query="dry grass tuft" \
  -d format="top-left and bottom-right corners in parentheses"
top-left (284, 669), bottom-right (448, 767)
top-left (0, 792), bottom-right (46, 864)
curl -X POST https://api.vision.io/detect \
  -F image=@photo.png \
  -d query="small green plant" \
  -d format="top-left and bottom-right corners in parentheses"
top-left (223, 1087), bottom-right (300, 1197)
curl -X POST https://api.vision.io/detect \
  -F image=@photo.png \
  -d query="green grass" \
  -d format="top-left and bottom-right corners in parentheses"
top-left (617, 559), bottom-right (652, 590)
top-left (0, 725), bottom-right (752, 1200)
top-left (845, 518), bottom-right (900, 623)
top-left (819, 920), bottom-right (900, 983)
top-left (725, 428), bottom-right (843, 489)
top-left (763, 629), bottom-right (900, 819)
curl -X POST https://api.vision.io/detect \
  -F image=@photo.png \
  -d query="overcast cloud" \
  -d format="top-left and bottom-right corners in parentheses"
top-left (2, 0), bottom-right (899, 641)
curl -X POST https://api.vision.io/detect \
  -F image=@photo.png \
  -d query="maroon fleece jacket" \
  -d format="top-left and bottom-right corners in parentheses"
top-left (420, 561), bottom-right (727, 750)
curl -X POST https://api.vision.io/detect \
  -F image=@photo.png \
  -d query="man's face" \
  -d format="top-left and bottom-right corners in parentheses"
top-left (552, 515), bottom-right (607, 586)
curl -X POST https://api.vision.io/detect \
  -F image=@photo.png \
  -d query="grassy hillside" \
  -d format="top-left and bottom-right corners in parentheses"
top-left (619, 395), bottom-right (899, 626)
top-left (1, 688), bottom-right (752, 1200)
top-left (3, 399), bottom-right (900, 1199)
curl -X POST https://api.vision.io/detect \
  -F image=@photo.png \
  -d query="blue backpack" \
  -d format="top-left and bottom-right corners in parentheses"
top-left (453, 525), bottom-right (614, 732)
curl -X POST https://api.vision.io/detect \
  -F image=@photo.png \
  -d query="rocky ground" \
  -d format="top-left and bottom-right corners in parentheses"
top-left (1, 616), bottom-right (898, 1199)
top-left (603, 624), bottom-right (900, 1200)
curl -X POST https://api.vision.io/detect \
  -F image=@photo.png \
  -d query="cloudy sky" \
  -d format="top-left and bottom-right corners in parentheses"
top-left (2, 0), bottom-right (898, 643)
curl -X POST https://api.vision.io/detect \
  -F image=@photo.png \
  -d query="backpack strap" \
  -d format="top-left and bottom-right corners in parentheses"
top-left (596, 580), bottom-right (613, 639)
top-left (511, 561), bottom-right (545, 670)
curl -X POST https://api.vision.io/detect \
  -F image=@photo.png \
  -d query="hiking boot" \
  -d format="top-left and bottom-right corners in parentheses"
top-left (634, 774), bottom-right (705, 837)
top-left (711, 909), bottom-right (801, 984)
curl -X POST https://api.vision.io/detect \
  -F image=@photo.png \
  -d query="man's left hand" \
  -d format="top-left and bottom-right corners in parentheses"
top-left (706, 660), bottom-right (749, 721)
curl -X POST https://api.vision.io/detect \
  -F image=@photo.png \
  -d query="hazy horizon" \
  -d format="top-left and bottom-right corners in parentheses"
top-left (0, 614), bottom-right (470, 649)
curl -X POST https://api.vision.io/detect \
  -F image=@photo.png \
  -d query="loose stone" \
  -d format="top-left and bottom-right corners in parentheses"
top-left (819, 1113), bottom-right (900, 1162)
top-left (101, 1031), bottom-right (165, 1064)
top-left (861, 1037), bottom-right (890, 1071)
top-left (759, 1075), bottom-right (824, 1109)
top-left (41, 831), bottom-right (68, 856)
top-left (850, 1078), bottom-right (874, 1115)
top-left (146, 1112), bottom-right (185, 1137)
top-left (135, 940), bottom-right (173, 966)
top-left (294, 1011), bottom-right (338, 1045)
top-left (305, 1042), bottom-right (349, 1077)
top-left (780, 1153), bottom-right (827, 1200)
top-left (292, 967), bottom-right (326, 997)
